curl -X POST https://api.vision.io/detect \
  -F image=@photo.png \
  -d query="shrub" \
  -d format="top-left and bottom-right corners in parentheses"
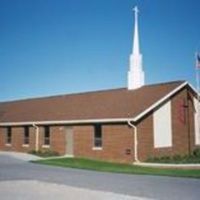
top-left (29, 149), bottom-right (59, 157)
top-left (172, 154), bottom-right (182, 161)
top-left (146, 156), bottom-right (171, 163)
top-left (146, 153), bottom-right (200, 164)
top-left (193, 148), bottom-right (200, 158)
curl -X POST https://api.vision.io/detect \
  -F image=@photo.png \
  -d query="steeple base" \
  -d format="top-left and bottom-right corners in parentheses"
top-left (128, 70), bottom-right (145, 90)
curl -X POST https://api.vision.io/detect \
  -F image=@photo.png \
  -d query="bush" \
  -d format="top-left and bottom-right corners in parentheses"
top-left (146, 156), bottom-right (171, 163)
top-left (146, 152), bottom-right (200, 164)
top-left (193, 148), bottom-right (200, 158)
top-left (29, 150), bottom-right (59, 157)
top-left (172, 154), bottom-right (182, 161)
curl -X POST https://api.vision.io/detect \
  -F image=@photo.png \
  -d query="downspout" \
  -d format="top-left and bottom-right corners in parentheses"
top-left (128, 120), bottom-right (140, 163)
top-left (33, 124), bottom-right (39, 151)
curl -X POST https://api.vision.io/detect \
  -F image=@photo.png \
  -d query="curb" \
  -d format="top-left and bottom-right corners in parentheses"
top-left (134, 162), bottom-right (200, 169)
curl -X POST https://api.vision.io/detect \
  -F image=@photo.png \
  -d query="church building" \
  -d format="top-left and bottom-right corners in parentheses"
top-left (0, 7), bottom-right (199, 163)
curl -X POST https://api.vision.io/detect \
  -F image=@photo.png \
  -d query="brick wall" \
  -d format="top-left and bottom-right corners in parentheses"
top-left (0, 127), bottom-right (35, 152)
top-left (137, 87), bottom-right (197, 161)
top-left (0, 126), bottom-right (66, 155)
top-left (73, 124), bottom-right (134, 163)
top-left (47, 126), bottom-right (66, 154)
top-left (171, 88), bottom-right (195, 155)
top-left (137, 113), bottom-right (154, 161)
top-left (0, 124), bottom-right (134, 163)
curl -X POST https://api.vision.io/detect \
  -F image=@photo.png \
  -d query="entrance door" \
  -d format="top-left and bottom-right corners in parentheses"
top-left (65, 127), bottom-right (74, 156)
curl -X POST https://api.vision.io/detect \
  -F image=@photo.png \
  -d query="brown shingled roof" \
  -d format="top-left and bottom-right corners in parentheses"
top-left (0, 81), bottom-right (186, 124)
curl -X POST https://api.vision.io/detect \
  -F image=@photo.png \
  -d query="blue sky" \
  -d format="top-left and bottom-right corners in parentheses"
top-left (0, 0), bottom-right (200, 101)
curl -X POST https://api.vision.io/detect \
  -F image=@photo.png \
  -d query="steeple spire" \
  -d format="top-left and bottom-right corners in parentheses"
top-left (133, 6), bottom-right (140, 55)
top-left (128, 6), bottom-right (145, 90)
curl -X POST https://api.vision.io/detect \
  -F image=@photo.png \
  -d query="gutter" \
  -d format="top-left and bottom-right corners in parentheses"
top-left (32, 124), bottom-right (39, 151)
top-left (0, 118), bottom-right (130, 127)
top-left (128, 120), bottom-right (140, 163)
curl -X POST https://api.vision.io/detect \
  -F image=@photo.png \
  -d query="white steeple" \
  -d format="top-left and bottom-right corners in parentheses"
top-left (128, 6), bottom-right (145, 90)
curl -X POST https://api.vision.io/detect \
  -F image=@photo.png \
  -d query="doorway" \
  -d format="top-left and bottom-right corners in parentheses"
top-left (65, 127), bottom-right (74, 156)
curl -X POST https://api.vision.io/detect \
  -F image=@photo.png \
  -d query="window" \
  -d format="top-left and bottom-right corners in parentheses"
top-left (24, 126), bottom-right (29, 145)
top-left (6, 127), bottom-right (12, 144)
top-left (94, 124), bottom-right (102, 148)
top-left (44, 126), bottom-right (50, 145)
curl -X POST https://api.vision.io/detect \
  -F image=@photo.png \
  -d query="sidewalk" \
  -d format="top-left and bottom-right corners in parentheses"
top-left (0, 151), bottom-right (41, 161)
top-left (134, 162), bottom-right (200, 169)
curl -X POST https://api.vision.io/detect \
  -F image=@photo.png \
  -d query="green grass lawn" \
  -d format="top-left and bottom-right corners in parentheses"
top-left (33, 158), bottom-right (200, 179)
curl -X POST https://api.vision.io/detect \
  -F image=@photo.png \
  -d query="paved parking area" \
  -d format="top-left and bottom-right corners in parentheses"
top-left (0, 152), bottom-right (200, 200)
top-left (0, 180), bottom-right (151, 200)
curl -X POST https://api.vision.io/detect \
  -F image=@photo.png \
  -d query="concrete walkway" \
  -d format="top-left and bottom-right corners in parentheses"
top-left (0, 151), bottom-right (41, 161)
top-left (135, 162), bottom-right (200, 169)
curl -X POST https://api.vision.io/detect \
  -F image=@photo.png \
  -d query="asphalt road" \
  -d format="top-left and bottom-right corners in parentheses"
top-left (0, 153), bottom-right (200, 200)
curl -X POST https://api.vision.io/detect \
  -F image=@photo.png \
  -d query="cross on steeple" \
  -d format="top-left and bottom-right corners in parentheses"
top-left (133, 6), bottom-right (139, 15)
